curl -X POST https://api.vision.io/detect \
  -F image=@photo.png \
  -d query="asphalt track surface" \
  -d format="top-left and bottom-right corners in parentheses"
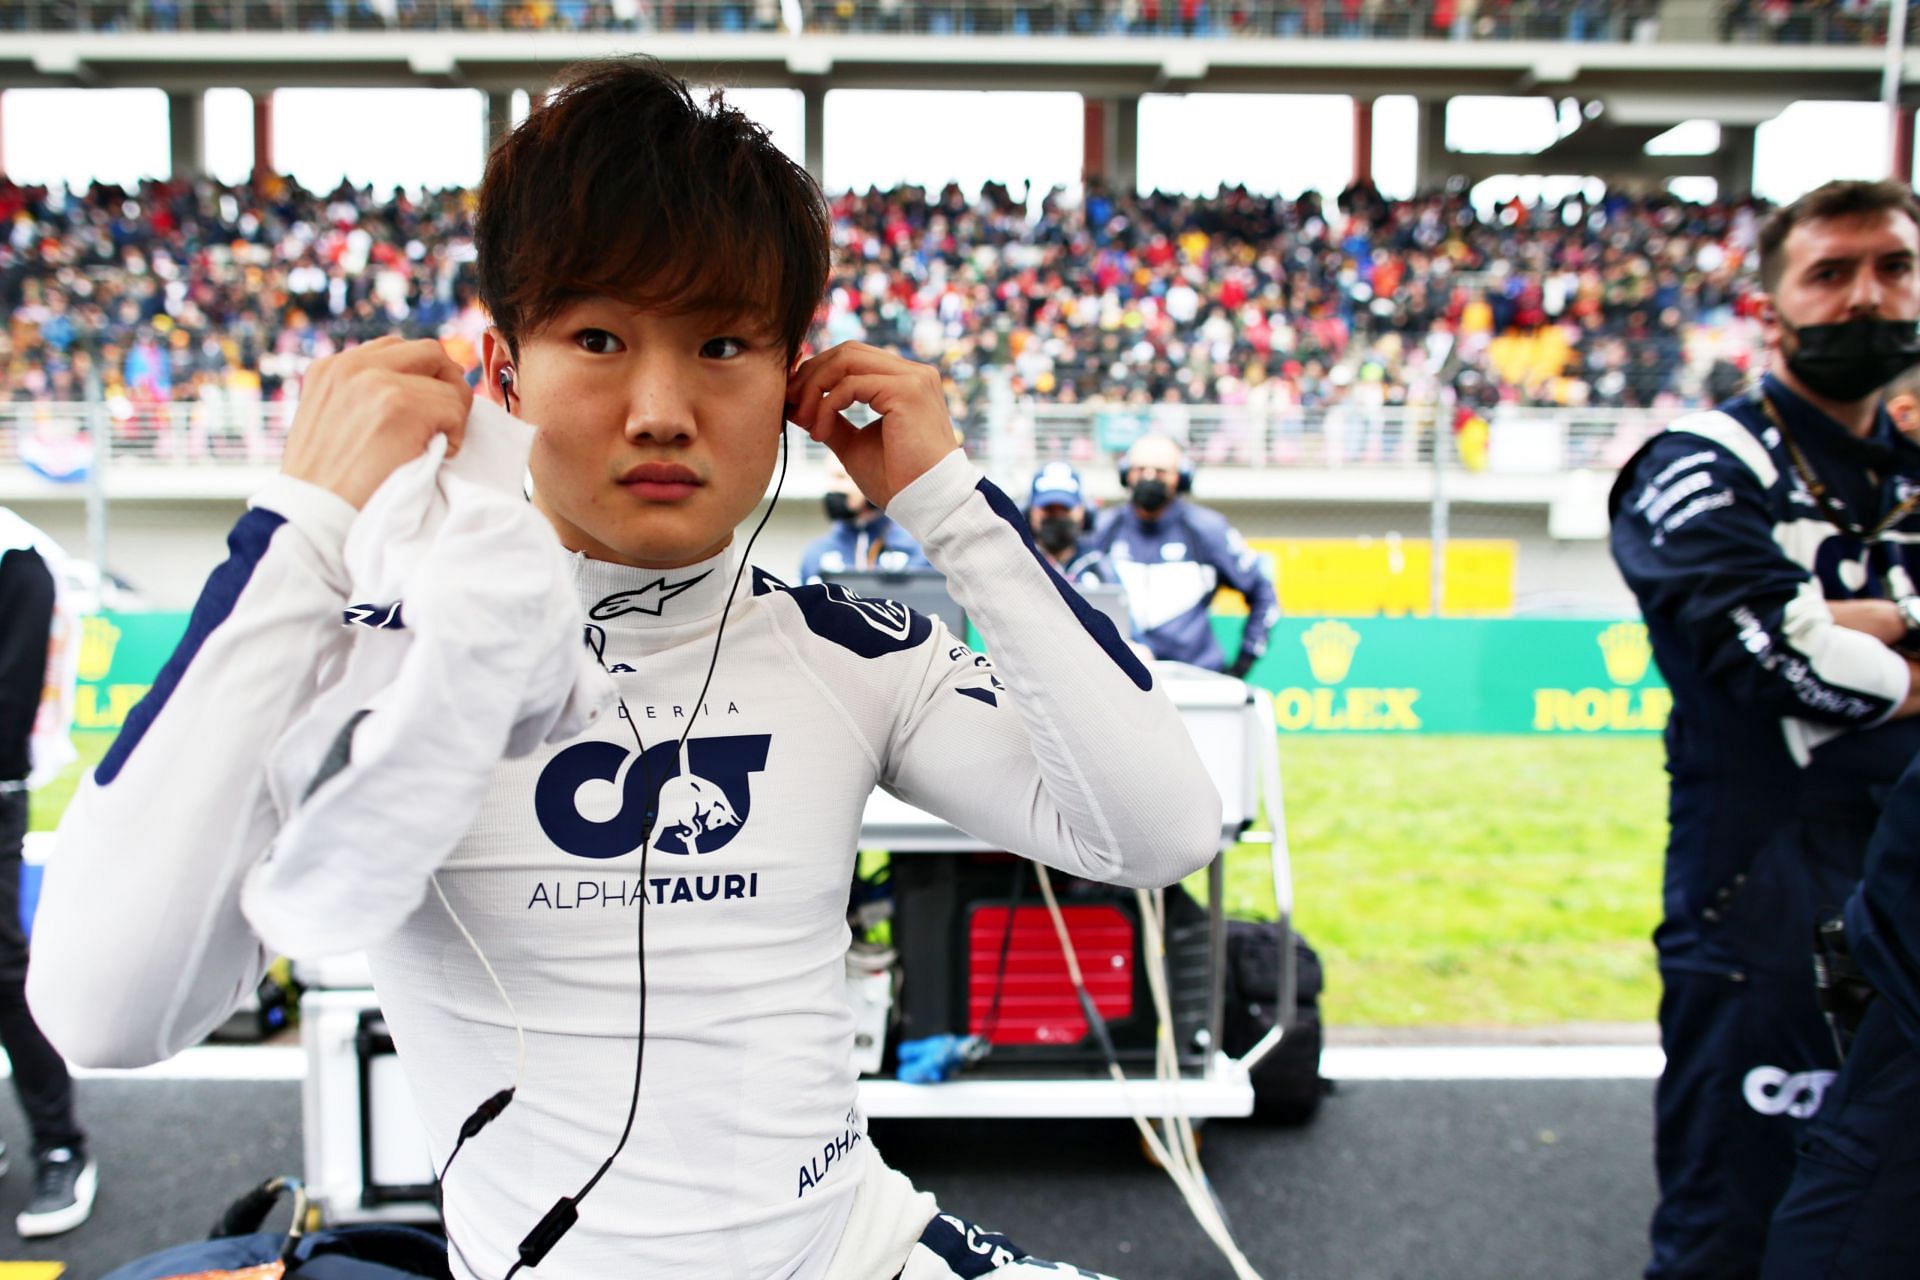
top-left (0, 1064), bottom-right (1657, 1280)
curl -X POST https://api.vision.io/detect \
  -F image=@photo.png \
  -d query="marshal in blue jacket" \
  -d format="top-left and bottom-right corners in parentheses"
top-left (1085, 498), bottom-right (1278, 673)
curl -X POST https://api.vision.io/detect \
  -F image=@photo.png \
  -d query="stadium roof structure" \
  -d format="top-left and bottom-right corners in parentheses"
top-left (0, 30), bottom-right (1909, 118)
top-left (1, 0), bottom-right (1911, 197)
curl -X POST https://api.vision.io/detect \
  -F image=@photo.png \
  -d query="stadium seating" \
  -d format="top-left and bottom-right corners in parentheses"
top-left (0, 0), bottom-right (1899, 42)
top-left (0, 172), bottom-right (1761, 466)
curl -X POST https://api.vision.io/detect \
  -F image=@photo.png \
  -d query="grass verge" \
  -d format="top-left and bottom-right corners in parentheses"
top-left (34, 732), bottom-right (1669, 1025)
top-left (1199, 735), bottom-right (1669, 1027)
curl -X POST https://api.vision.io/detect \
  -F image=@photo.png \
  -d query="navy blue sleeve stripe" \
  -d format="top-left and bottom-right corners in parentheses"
top-left (974, 478), bottom-right (1153, 692)
top-left (96, 508), bottom-right (289, 787)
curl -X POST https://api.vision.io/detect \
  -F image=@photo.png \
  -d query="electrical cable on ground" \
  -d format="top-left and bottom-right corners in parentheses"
top-left (1033, 864), bottom-right (1266, 1280)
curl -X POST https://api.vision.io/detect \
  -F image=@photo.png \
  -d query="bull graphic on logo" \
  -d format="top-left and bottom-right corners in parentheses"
top-left (651, 775), bottom-right (741, 855)
top-left (534, 733), bottom-right (771, 859)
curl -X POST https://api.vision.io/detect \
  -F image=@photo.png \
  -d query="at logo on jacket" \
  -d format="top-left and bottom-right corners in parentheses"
top-left (535, 733), bottom-right (771, 858)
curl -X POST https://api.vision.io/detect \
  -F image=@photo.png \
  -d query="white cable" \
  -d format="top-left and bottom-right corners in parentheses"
top-left (1140, 886), bottom-right (1234, 1236)
top-left (1043, 879), bottom-right (1250, 1280)
top-left (1033, 866), bottom-right (1264, 1280)
top-left (1141, 886), bottom-right (1237, 1233)
top-left (1140, 888), bottom-right (1206, 1188)
top-left (432, 873), bottom-right (528, 1087)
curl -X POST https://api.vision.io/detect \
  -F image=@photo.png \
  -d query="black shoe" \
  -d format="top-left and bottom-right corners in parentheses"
top-left (16, 1147), bottom-right (95, 1238)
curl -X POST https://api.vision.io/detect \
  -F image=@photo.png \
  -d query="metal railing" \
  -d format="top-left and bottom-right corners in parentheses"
top-left (996, 400), bottom-right (1659, 474)
top-left (0, 399), bottom-right (292, 470)
top-left (0, 0), bottom-right (1667, 38)
top-left (0, 397), bottom-right (1665, 482)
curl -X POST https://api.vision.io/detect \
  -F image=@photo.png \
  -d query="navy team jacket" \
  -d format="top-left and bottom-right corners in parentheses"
top-left (1611, 373), bottom-right (1920, 969)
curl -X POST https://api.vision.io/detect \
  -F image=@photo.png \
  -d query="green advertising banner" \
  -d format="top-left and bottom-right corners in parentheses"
top-left (72, 612), bottom-right (190, 733)
top-left (1217, 616), bottom-right (1670, 735)
top-left (74, 612), bottom-right (1670, 736)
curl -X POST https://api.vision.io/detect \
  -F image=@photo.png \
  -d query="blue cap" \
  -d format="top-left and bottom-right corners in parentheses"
top-left (1029, 462), bottom-right (1085, 509)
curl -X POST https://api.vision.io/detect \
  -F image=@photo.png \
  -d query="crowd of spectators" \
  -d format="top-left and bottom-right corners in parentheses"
top-left (0, 169), bottom-right (1772, 467)
top-left (17, 0), bottom-right (1916, 43)
top-left (1719, 0), bottom-right (1911, 43)
top-left (0, 173), bottom-right (483, 461)
top-left (821, 178), bottom-right (1763, 450)
top-left (7, 0), bottom-right (1906, 42)
top-left (0, 0), bottom-right (1672, 38)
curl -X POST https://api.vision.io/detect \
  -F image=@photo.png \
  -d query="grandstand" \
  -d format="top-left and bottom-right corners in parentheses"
top-left (0, 0), bottom-right (1912, 610)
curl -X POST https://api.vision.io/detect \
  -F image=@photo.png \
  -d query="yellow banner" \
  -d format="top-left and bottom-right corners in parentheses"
top-left (1212, 538), bottom-right (1516, 617)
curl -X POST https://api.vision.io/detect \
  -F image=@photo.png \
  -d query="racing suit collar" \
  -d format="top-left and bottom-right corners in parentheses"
top-left (572, 543), bottom-right (738, 630)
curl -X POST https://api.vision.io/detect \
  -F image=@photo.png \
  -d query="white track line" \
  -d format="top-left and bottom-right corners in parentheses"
top-left (65, 1047), bottom-right (307, 1081)
top-left (1323, 1044), bottom-right (1664, 1081)
top-left (0, 1043), bottom-right (1667, 1084)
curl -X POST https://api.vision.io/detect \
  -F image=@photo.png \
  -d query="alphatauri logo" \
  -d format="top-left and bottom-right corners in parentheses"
top-left (534, 733), bottom-right (770, 858)
top-left (1743, 1065), bottom-right (1836, 1119)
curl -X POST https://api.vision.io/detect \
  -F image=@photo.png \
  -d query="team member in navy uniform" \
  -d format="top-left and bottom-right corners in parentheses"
top-left (1761, 747), bottom-right (1920, 1279)
top-left (799, 454), bottom-right (932, 583)
top-left (1085, 434), bottom-right (1278, 676)
top-left (1610, 178), bottom-right (1920, 1280)
top-left (1026, 463), bottom-right (1117, 588)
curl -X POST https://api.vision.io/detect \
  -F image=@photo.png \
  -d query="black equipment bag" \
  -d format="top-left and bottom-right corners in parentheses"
top-left (1222, 917), bottom-right (1331, 1124)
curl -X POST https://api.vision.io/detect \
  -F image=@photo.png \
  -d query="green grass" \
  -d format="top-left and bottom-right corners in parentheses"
top-left (32, 731), bottom-right (1670, 1027)
top-left (26, 734), bottom-right (110, 834)
top-left (1198, 735), bottom-right (1670, 1027)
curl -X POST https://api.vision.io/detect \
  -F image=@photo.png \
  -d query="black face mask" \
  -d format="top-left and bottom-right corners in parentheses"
top-left (1035, 515), bottom-right (1079, 555)
top-left (1783, 316), bottom-right (1920, 404)
top-left (1131, 477), bottom-right (1172, 514)
top-left (823, 492), bottom-right (856, 523)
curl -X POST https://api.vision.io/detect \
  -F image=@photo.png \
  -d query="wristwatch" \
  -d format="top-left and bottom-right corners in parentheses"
top-left (1898, 595), bottom-right (1920, 640)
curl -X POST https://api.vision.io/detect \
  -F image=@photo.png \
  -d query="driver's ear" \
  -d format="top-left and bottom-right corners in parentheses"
top-left (482, 327), bottom-right (517, 409)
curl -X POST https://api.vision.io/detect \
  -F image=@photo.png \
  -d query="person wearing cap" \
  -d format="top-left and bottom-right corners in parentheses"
top-left (1086, 433), bottom-right (1278, 678)
top-left (798, 453), bottom-right (932, 584)
top-left (1027, 462), bottom-right (1117, 589)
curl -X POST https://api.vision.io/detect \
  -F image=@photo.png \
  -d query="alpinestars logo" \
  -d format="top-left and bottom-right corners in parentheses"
top-left (534, 733), bottom-right (771, 858)
top-left (589, 571), bottom-right (713, 620)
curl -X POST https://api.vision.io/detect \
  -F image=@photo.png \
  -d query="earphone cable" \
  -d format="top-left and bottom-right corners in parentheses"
top-left (503, 424), bottom-right (793, 1275)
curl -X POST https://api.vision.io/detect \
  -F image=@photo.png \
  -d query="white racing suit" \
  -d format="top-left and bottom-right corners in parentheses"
top-left (29, 448), bottom-right (1217, 1279)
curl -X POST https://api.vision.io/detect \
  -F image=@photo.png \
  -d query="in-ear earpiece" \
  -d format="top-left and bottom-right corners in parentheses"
top-left (498, 368), bottom-right (514, 391)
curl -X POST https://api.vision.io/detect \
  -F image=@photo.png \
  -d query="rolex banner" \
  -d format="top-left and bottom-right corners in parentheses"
top-left (68, 612), bottom-right (191, 734)
top-left (71, 612), bottom-right (1670, 737)
top-left (1214, 616), bottom-right (1670, 734)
